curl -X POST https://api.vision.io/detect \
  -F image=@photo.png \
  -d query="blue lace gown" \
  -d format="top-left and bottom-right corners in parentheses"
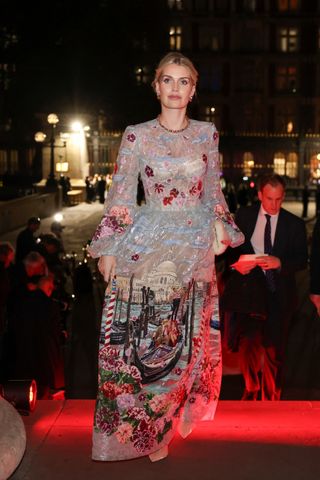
top-left (88, 118), bottom-right (243, 461)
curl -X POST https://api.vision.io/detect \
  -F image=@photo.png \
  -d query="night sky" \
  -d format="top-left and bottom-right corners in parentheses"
top-left (1, 0), bottom-right (169, 129)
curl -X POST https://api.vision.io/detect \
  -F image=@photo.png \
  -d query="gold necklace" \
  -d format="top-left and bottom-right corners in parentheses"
top-left (157, 116), bottom-right (189, 133)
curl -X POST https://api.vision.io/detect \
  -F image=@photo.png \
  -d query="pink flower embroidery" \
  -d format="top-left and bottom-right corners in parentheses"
top-left (131, 254), bottom-right (139, 261)
top-left (174, 368), bottom-right (182, 375)
top-left (127, 133), bottom-right (136, 142)
top-left (189, 185), bottom-right (198, 196)
top-left (170, 188), bottom-right (179, 198)
top-left (213, 131), bottom-right (219, 141)
top-left (154, 183), bottom-right (164, 193)
top-left (145, 165), bottom-right (154, 177)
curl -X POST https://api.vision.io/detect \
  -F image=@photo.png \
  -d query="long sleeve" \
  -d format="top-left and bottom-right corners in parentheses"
top-left (88, 126), bottom-right (139, 258)
top-left (201, 124), bottom-right (244, 248)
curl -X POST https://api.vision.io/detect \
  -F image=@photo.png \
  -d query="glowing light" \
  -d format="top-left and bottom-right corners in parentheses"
top-left (71, 121), bottom-right (83, 132)
top-left (34, 131), bottom-right (47, 143)
top-left (47, 113), bottom-right (59, 125)
top-left (250, 182), bottom-right (255, 188)
top-left (243, 176), bottom-right (248, 181)
top-left (210, 107), bottom-right (215, 113)
top-left (54, 212), bottom-right (64, 223)
top-left (317, 153), bottom-right (320, 161)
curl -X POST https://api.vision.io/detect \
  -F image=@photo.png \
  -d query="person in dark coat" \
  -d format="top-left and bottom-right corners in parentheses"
top-left (12, 275), bottom-right (64, 398)
top-left (310, 215), bottom-right (320, 316)
top-left (221, 174), bottom-right (308, 400)
top-left (302, 184), bottom-right (310, 218)
top-left (0, 242), bottom-right (14, 382)
top-left (15, 217), bottom-right (41, 264)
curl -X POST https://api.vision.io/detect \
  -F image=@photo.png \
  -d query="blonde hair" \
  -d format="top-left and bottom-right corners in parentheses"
top-left (152, 52), bottom-right (198, 92)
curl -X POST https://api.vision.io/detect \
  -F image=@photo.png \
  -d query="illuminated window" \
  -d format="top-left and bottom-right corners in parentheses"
top-left (10, 150), bottom-right (18, 173)
top-left (199, 27), bottom-right (222, 51)
top-left (168, 0), bottom-right (183, 9)
top-left (243, 152), bottom-right (254, 176)
top-left (310, 154), bottom-right (320, 180)
top-left (204, 106), bottom-right (216, 122)
top-left (275, 66), bottom-right (297, 93)
top-left (274, 152), bottom-right (286, 175)
top-left (277, 0), bottom-right (298, 11)
top-left (278, 28), bottom-right (298, 52)
top-left (169, 26), bottom-right (182, 50)
top-left (275, 105), bottom-right (296, 132)
top-left (0, 150), bottom-right (8, 174)
top-left (135, 66), bottom-right (149, 85)
top-left (286, 152), bottom-right (298, 178)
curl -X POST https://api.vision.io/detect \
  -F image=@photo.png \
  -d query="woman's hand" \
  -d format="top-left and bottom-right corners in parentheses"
top-left (98, 255), bottom-right (116, 283)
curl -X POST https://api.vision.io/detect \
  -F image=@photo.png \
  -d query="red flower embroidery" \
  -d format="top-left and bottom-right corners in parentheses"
top-left (154, 183), bottom-right (164, 193)
top-left (127, 133), bottom-right (136, 142)
top-left (145, 165), bottom-right (154, 177)
top-left (163, 196), bottom-right (173, 206)
top-left (202, 154), bottom-right (208, 163)
top-left (197, 180), bottom-right (203, 191)
top-left (113, 163), bottom-right (118, 174)
top-left (131, 254), bottom-right (139, 261)
top-left (170, 188), bottom-right (179, 198)
top-left (213, 131), bottom-right (219, 141)
top-left (174, 368), bottom-right (182, 376)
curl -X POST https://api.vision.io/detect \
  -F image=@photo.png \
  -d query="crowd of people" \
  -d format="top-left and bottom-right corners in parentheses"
top-left (85, 174), bottom-right (112, 204)
top-left (0, 215), bottom-right (101, 400)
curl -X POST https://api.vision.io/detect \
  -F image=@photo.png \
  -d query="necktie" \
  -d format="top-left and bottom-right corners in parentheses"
top-left (264, 214), bottom-right (276, 292)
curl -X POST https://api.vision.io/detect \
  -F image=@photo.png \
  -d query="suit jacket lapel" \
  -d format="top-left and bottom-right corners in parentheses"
top-left (273, 208), bottom-right (285, 255)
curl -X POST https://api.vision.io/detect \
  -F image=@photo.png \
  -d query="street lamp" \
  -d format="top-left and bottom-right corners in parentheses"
top-left (47, 113), bottom-right (59, 187)
top-left (34, 113), bottom-right (67, 189)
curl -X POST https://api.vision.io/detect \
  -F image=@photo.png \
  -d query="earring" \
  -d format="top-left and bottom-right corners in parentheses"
top-left (189, 96), bottom-right (193, 102)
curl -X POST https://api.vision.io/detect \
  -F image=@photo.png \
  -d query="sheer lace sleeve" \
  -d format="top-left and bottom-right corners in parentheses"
top-left (202, 123), bottom-right (244, 248)
top-left (88, 126), bottom-right (139, 258)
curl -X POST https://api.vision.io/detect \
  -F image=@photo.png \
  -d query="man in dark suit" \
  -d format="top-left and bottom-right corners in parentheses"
top-left (310, 215), bottom-right (320, 315)
top-left (221, 174), bottom-right (308, 400)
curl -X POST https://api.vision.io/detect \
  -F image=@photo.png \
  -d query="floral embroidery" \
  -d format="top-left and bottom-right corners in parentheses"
top-left (113, 163), bottom-right (118, 174)
top-left (127, 133), bottom-right (136, 142)
top-left (95, 347), bottom-right (180, 453)
top-left (202, 154), bottom-right (208, 163)
top-left (189, 185), bottom-right (198, 196)
top-left (145, 165), bottom-right (154, 177)
top-left (92, 206), bottom-right (133, 241)
top-left (154, 183), bottom-right (164, 193)
top-left (213, 131), bottom-right (219, 141)
top-left (170, 188), bottom-right (179, 198)
top-left (131, 254), bottom-right (139, 261)
top-left (163, 196), bottom-right (173, 206)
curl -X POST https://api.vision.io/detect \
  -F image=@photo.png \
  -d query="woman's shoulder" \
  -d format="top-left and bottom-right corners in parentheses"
top-left (190, 119), bottom-right (218, 132)
top-left (124, 119), bottom-right (157, 134)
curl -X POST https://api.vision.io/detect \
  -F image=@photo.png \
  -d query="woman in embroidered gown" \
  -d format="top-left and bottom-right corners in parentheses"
top-left (88, 52), bottom-right (244, 462)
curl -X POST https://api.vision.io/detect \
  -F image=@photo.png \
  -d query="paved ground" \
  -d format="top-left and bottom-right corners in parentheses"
top-left (9, 399), bottom-right (320, 480)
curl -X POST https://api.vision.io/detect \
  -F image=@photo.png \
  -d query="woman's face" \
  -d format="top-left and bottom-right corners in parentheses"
top-left (155, 63), bottom-right (195, 111)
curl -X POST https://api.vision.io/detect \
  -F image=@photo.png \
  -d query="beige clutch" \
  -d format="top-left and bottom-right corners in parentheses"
top-left (212, 218), bottom-right (230, 255)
